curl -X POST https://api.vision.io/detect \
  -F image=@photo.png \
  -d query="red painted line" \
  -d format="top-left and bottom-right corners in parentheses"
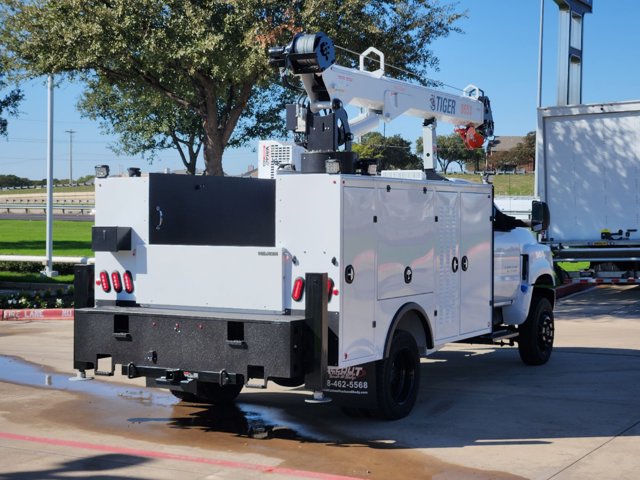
top-left (1, 308), bottom-right (74, 321)
top-left (0, 431), bottom-right (363, 480)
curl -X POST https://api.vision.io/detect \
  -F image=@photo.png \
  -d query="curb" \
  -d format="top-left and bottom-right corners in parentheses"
top-left (1, 308), bottom-right (74, 321)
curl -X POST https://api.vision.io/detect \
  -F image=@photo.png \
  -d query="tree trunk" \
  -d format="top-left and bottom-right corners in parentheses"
top-left (200, 81), bottom-right (254, 176)
top-left (202, 119), bottom-right (225, 176)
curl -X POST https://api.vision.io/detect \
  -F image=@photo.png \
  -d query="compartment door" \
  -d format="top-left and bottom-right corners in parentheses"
top-left (460, 192), bottom-right (492, 336)
top-left (340, 186), bottom-right (376, 365)
top-left (435, 190), bottom-right (460, 341)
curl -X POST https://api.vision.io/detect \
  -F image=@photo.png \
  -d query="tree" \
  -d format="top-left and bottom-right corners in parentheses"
top-left (511, 131), bottom-right (536, 167)
top-left (1, 0), bottom-right (465, 176)
top-left (353, 132), bottom-right (422, 171)
top-left (0, 174), bottom-right (30, 187)
top-left (78, 78), bottom-right (205, 174)
top-left (487, 131), bottom-right (536, 171)
top-left (416, 133), bottom-right (484, 174)
top-left (0, 69), bottom-right (22, 137)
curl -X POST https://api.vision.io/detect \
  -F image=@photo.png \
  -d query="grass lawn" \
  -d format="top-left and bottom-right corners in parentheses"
top-left (446, 173), bottom-right (534, 196)
top-left (0, 271), bottom-right (74, 283)
top-left (557, 261), bottom-right (590, 272)
top-left (0, 219), bottom-right (93, 256)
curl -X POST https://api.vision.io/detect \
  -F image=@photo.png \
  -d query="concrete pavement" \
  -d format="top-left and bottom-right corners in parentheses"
top-left (0, 285), bottom-right (638, 479)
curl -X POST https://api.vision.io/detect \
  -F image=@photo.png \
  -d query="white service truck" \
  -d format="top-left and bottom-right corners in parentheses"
top-left (74, 33), bottom-right (555, 419)
top-left (536, 100), bottom-right (640, 283)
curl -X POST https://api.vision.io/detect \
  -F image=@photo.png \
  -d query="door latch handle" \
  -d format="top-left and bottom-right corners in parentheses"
top-left (155, 206), bottom-right (163, 231)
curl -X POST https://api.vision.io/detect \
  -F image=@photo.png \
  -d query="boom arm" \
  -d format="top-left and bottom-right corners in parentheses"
top-left (269, 32), bottom-right (494, 174)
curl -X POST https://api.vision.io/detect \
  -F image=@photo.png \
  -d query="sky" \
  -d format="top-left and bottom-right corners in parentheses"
top-left (1, 0), bottom-right (638, 180)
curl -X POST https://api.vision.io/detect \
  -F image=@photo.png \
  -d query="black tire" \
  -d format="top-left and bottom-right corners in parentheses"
top-left (196, 382), bottom-right (243, 405)
top-left (518, 295), bottom-right (554, 365)
top-left (374, 330), bottom-right (420, 420)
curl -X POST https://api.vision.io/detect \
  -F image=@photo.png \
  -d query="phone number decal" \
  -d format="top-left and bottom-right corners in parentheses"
top-left (326, 380), bottom-right (368, 390)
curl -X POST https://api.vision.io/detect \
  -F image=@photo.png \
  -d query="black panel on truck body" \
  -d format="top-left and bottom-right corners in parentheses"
top-left (148, 174), bottom-right (276, 247)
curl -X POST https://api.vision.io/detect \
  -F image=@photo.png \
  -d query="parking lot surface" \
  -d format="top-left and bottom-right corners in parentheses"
top-left (0, 285), bottom-right (638, 479)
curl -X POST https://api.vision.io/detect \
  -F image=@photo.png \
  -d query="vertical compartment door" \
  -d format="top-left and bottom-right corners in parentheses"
top-left (340, 187), bottom-right (376, 365)
top-left (435, 190), bottom-right (460, 341)
top-left (460, 192), bottom-right (493, 335)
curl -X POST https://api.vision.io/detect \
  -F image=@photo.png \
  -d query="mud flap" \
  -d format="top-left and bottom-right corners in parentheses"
top-left (323, 361), bottom-right (379, 408)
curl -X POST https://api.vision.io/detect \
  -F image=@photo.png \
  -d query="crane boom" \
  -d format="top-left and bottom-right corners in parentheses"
top-left (321, 64), bottom-right (486, 126)
top-left (269, 32), bottom-right (494, 175)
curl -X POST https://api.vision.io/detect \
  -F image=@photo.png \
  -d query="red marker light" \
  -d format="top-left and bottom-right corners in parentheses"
top-left (111, 271), bottom-right (122, 293)
top-left (99, 271), bottom-right (111, 293)
top-left (123, 270), bottom-right (134, 294)
top-left (292, 277), bottom-right (305, 302)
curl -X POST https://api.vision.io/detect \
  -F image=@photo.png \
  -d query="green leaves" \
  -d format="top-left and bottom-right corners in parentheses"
top-left (353, 132), bottom-right (422, 171)
top-left (0, 70), bottom-right (23, 137)
top-left (1, 0), bottom-right (464, 174)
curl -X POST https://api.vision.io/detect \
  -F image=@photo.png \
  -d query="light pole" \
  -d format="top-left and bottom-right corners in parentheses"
top-left (43, 74), bottom-right (56, 277)
top-left (65, 129), bottom-right (76, 186)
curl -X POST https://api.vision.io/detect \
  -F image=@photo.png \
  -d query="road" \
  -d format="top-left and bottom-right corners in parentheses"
top-left (0, 213), bottom-right (93, 222)
top-left (0, 286), bottom-right (638, 479)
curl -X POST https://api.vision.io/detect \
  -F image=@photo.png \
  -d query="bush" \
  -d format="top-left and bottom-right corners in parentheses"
top-left (0, 261), bottom-right (76, 276)
top-left (0, 290), bottom-right (74, 309)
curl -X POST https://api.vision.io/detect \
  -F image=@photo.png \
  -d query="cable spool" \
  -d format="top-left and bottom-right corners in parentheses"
top-left (290, 32), bottom-right (335, 73)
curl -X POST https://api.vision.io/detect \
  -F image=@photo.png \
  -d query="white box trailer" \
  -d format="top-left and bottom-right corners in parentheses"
top-left (536, 101), bottom-right (640, 282)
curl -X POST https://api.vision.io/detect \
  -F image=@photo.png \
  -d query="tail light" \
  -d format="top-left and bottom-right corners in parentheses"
top-left (99, 271), bottom-right (111, 293)
top-left (292, 277), bottom-right (304, 302)
top-left (123, 270), bottom-right (134, 294)
top-left (327, 278), bottom-right (335, 301)
top-left (111, 271), bottom-right (123, 292)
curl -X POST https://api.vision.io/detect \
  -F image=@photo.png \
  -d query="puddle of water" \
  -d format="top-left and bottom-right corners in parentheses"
top-left (0, 355), bottom-right (321, 441)
top-left (0, 356), bottom-right (175, 406)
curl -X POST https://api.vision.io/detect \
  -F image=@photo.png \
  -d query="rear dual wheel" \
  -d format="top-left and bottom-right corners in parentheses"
top-left (375, 330), bottom-right (420, 420)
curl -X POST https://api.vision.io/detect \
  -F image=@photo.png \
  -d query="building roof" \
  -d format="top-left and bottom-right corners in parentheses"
top-left (489, 136), bottom-right (524, 152)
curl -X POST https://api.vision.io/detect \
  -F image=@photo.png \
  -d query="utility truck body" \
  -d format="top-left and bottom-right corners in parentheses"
top-left (75, 170), bottom-right (554, 419)
top-left (75, 33), bottom-right (555, 419)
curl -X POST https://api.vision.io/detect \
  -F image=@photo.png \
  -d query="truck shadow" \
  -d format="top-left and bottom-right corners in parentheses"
top-left (162, 344), bottom-right (640, 450)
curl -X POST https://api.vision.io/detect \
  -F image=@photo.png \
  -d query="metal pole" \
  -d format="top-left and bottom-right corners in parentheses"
top-left (44, 75), bottom-right (55, 277)
top-left (537, 0), bottom-right (545, 108)
top-left (65, 129), bottom-right (76, 185)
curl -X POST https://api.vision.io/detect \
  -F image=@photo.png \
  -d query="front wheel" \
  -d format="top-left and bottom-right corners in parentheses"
top-left (518, 295), bottom-right (554, 365)
top-left (374, 330), bottom-right (420, 420)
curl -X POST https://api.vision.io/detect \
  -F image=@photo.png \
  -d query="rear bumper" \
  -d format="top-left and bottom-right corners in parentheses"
top-left (74, 305), bottom-right (307, 385)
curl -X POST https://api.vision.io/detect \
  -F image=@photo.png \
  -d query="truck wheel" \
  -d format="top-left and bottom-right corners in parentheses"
top-left (196, 382), bottom-right (243, 405)
top-left (375, 330), bottom-right (420, 420)
top-left (518, 295), bottom-right (554, 365)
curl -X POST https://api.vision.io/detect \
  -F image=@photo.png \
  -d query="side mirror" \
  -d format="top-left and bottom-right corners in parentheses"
top-left (531, 201), bottom-right (550, 232)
